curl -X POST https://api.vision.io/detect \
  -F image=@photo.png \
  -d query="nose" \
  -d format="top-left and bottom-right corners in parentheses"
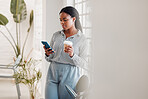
top-left (61, 22), bottom-right (64, 25)
top-left (60, 20), bottom-right (64, 24)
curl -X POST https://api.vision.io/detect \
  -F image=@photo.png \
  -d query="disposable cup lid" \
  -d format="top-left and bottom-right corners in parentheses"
top-left (64, 41), bottom-right (73, 46)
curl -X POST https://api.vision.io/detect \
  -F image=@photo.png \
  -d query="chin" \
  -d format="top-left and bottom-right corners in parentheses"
top-left (63, 28), bottom-right (68, 31)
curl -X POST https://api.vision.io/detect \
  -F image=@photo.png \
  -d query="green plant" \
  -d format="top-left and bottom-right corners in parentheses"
top-left (0, 0), bottom-right (33, 59)
top-left (0, 0), bottom-right (42, 99)
top-left (14, 58), bottom-right (42, 99)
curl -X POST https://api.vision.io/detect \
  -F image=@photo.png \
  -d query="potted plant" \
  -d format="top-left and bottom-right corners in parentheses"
top-left (0, 0), bottom-right (42, 99)
top-left (14, 58), bottom-right (42, 99)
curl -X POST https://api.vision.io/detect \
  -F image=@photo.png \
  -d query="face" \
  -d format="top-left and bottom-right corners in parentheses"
top-left (59, 12), bottom-right (76, 30)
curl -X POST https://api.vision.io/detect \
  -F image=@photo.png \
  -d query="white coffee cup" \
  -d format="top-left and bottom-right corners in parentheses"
top-left (64, 41), bottom-right (73, 50)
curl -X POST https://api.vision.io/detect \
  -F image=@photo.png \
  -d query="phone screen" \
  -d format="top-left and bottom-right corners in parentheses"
top-left (41, 41), bottom-right (54, 52)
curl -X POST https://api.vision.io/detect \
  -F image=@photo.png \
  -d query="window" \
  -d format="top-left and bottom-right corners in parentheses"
top-left (74, 0), bottom-right (92, 59)
top-left (74, 0), bottom-right (91, 37)
top-left (74, 0), bottom-right (92, 74)
top-left (64, 0), bottom-right (92, 77)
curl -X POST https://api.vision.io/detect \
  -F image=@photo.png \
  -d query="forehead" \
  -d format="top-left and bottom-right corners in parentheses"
top-left (59, 12), bottom-right (71, 19)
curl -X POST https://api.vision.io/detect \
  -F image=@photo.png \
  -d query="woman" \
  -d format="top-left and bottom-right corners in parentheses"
top-left (44, 6), bottom-right (88, 99)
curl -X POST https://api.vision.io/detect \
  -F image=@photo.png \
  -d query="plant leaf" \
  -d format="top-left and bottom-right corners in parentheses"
top-left (10, 0), bottom-right (27, 23)
top-left (27, 10), bottom-right (33, 32)
top-left (0, 14), bottom-right (9, 26)
top-left (29, 10), bottom-right (33, 26)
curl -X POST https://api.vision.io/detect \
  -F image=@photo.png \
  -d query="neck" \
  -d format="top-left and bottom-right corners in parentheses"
top-left (64, 27), bottom-right (78, 35)
top-left (64, 27), bottom-right (78, 39)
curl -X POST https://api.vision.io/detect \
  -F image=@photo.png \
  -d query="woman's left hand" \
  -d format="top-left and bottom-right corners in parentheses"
top-left (64, 45), bottom-right (74, 57)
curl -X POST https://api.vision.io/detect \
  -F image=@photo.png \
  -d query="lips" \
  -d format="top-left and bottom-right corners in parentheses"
top-left (62, 25), bottom-right (66, 28)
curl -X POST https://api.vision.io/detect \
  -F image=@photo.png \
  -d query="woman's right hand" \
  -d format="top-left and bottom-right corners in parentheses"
top-left (43, 45), bottom-right (54, 56)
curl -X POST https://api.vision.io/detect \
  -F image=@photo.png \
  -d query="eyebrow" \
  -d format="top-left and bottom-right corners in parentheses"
top-left (59, 17), bottom-right (69, 20)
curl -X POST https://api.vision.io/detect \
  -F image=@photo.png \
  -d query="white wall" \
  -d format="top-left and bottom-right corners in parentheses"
top-left (45, 0), bottom-right (64, 42)
top-left (0, 0), bottom-right (14, 64)
top-left (91, 0), bottom-right (148, 99)
top-left (63, 0), bottom-right (74, 6)
top-left (41, 0), bottom-right (64, 98)
top-left (0, 0), bottom-right (34, 64)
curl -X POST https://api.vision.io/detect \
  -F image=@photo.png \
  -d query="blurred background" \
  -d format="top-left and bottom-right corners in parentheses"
top-left (0, 0), bottom-right (91, 99)
top-left (91, 0), bottom-right (148, 99)
top-left (0, 0), bottom-right (148, 99)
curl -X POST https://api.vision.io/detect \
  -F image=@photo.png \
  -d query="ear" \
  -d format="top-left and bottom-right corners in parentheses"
top-left (72, 17), bottom-right (76, 22)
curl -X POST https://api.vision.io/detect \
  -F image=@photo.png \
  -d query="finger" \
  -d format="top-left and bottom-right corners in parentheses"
top-left (64, 49), bottom-right (68, 53)
top-left (68, 45), bottom-right (72, 48)
top-left (43, 45), bottom-right (46, 50)
top-left (46, 50), bottom-right (54, 55)
top-left (45, 48), bottom-right (51, 52)
top-left (46, 50), bottom-right (52, 53)
top-left (65, 47), bottom-right (71, 51)
top-left (65, 46), bottom-right (68, 49)
top-left (47, 48), bottom-right (52, 51)
top-left (49, 50), bottom-right (53, 53)
top-left (64, 49), bottom-right (67, 52)
top-left (50, 51), bottom-right (54, 54)
top-left (45, 48), bottom-right (52, 53)
top-left (67, 48), bottom-right (71, 52)
top-left (44, 47), bottom-right (51, 50)
top-left (68, 47), bottom-right (73, 51)
top-left (64, 47), bottom-right (68, 52)
top-left (49, 49), bottom-right (55, 53)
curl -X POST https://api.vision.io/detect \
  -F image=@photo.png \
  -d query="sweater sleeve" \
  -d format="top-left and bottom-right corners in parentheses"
top-left (71, 37), bottom-right (89, 70)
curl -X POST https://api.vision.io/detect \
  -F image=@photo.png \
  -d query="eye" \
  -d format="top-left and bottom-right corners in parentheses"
top-left (60, 18), bottom-right (69, 22)
top-left (64, 19), bottom-right (68, 21)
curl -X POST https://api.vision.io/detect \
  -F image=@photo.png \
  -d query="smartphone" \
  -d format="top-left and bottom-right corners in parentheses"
top-left (41, 41), bottom-right (54, 52)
